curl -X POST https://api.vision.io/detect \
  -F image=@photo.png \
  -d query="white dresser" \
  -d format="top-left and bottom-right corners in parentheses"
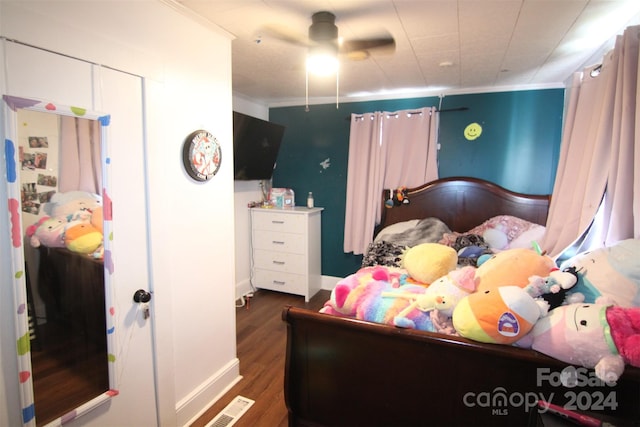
top-left (250, 207), bottom-right (323, 302)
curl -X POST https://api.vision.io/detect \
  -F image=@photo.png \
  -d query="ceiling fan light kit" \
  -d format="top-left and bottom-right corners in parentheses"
top-left (306, 46), bottom-right (339, 76)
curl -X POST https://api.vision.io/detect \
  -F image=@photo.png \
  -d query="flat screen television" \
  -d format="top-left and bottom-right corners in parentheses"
top-left (233, 111), bottom-right (285, 181)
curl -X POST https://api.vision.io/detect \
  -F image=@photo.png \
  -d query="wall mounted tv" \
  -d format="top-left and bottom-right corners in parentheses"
top-left (233, 111), bottom-right (286, 181)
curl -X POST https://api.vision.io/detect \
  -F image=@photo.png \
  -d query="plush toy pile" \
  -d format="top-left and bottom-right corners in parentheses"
top-left (322, 238), bottom-right (640, 380)
top-left (25, 190), bottom-right (104, 259)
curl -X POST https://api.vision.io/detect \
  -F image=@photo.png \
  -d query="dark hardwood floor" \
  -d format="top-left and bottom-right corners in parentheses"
top-left (31, 320), bottom-right (109, 426)
top-left (190, 288), bottom-right (330, 427)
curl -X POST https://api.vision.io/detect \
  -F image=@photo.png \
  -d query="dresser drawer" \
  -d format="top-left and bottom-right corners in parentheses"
top-left (252, 230), bottom-right (305, 253)
top-left (253, 269), bottom-right (307, 295)
top-left (253, 249), bottom-right (306, 274)
top-left (252, 211), bottom-right (305, 233)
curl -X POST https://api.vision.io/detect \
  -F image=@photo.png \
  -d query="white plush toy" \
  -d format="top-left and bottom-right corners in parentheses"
top-left (560, 239), bottom-right (640, 307)
top-left (44, 190), bottom-right (102, 222)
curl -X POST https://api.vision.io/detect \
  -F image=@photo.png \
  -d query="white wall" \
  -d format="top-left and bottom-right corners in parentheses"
top-left (0, 1), bottom-right (238, 426)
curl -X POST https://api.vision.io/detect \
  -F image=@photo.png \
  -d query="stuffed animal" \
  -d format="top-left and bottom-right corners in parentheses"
top-left (524, 267), bottom-right (581, 310)
top-left (26, 216), bottom-right (66, 248)
top-left (385, 187), bottom-right (410, 207)
top-left (453, 285), bottom-right (549, 344)
top-left (559, 239), bottom-right (640, 307)
top-left (475, 248), bottom-right (556, 292)
top-left (360, 282), bottom-right (437, 331)
top-left (321, 266), bottom-right (408, 317)
top-left (322, 265), bottom-right (452, 332)
top-left (44, 190), bottom-right (102, 222)
top-left (525, 303), bottom-right (640, 383)
top-left (63, 220), bottom-right (103, 254)
top-left (91, 206), bottom-right (104, 234)
top-left (401, 242), bottom-right (458, 285)
top-left (382, 266), bottom-right (479, 328)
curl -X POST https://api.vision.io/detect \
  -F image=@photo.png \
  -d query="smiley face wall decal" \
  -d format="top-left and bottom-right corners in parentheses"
top-left (464, 122), bottom-right (483, 141)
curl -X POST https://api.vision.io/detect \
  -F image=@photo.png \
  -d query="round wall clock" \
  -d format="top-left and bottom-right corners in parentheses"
top-left (182, 130), bottom-right (222, 181)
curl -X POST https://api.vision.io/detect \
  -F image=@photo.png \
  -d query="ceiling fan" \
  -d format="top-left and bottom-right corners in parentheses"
top-left (261, 10), bottom-right (395, 110)
top-left (262, 11), bottom-right (396, 62)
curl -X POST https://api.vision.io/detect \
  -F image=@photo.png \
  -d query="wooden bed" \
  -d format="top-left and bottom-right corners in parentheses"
top-left (282, 177), bottom-right (640, 427)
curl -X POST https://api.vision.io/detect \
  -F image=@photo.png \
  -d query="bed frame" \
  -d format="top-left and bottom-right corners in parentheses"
top-left (283, 177), bottom-right (640, 427)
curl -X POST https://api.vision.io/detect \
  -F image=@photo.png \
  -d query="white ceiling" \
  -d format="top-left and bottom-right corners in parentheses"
top-left (175, 0), bottom-right (640, 107)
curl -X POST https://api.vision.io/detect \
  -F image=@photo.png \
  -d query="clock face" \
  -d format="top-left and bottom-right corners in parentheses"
top-left (183, 130), bottom-right (221, 181)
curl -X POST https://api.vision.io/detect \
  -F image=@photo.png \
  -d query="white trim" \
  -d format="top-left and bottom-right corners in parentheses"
top-left (321, 275), bottom-right (342, 291)
top-left (176, 358), bottom-right (242, 427)
top-left (235, 278), bottom-right (253, 301)
top-left (244, 82), bottom-right (566, 109)
top-left (158, 0), bottom-right (236, 40)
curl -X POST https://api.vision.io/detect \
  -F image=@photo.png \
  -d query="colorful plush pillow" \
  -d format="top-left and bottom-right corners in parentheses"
top-left (559, 239), bottom-right (640, 307)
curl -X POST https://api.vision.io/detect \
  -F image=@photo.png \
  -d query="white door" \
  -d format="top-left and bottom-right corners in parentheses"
top-left (80, 64), bottom-right (159, 427)
top-left (6, 43), bottom-right (159, 426)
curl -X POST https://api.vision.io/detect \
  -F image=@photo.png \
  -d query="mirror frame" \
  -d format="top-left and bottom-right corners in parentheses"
top-left (2, 94), bottom-right (118, 426)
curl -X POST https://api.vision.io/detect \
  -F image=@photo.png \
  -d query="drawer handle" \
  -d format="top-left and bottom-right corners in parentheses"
top-left (272, 240), bottom-right (285, 245)
top-left (273, 280), bottom-right (286, 285)
top-left (271, 220), bottom-right (285, 224)
top-left (273, 260), bottom-right (285, 265)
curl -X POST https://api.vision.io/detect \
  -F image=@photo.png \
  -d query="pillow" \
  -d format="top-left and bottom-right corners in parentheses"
top-left (560, 239), bottom-right (640, 307)
top-left (375, 217), bottom-right (451, 248)
top-left (440, 215), bottom-right (544, 251)
top-left (508, 224), bottom-right (546, 249)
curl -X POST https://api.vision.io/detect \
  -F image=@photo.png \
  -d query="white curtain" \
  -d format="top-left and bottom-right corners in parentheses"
top-left (541, 25), bottom-right (640, 257)
top-left (58, 116), bottom-right (102, 194)
top-left (343, 107), bottom-right (439, 254)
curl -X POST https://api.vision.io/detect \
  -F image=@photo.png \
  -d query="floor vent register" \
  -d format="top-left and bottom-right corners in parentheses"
top-left (205, 395), bottom-right (255, 427)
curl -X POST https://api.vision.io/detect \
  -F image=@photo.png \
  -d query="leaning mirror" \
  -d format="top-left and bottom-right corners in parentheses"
top-left (2, 95), bottom-right (117, 426)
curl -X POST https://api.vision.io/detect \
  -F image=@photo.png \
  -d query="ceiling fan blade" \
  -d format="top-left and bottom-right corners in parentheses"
top-left (340, 37), bottom-right (396, 54)
top-left (258, 24), bottom-right (312, 48)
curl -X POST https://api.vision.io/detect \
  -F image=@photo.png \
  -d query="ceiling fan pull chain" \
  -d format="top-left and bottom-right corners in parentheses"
top-left (305, 67), bottom-right (310, 112)
top-left (336, 67), bottom-right (339, 109)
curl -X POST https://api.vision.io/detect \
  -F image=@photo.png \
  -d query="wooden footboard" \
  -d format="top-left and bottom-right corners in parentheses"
top-left (283, 306), bottom-right (640, 427)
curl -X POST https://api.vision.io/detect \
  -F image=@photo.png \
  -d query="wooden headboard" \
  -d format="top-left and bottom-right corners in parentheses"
top-left (376, 176), bottom-right (551, 235)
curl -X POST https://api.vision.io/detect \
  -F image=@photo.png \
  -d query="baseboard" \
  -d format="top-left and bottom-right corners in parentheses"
top-left (176, 357), bottom-right (241, 427)
top-left (321, 274), bottom-right (341, 290)
top-left (235, 278), bottom-right (253, 301)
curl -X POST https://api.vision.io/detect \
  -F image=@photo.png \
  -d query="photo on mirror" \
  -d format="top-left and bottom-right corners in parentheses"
top-left (28, 135), bottom-right (49, 148)
top-left (21, 152), bottom-right (36, 170)
top-left (38, 190), bottom-right (56, 203)
top-left (33, 152), bottom-right (47, 169)
top-left (37, 173), bottom-right (57, 187)
top-left (21, 182), bottom-right (40, 214)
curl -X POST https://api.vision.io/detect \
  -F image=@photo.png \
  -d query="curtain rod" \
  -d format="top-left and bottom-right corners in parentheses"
top-left (346, 106), bottom-right (468, 121)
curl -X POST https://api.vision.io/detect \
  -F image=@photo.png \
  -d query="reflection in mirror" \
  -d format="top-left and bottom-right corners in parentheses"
top-left (2, 95), bottom-right (117, 427)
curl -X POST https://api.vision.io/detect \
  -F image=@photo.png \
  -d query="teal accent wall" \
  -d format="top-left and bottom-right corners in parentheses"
top-left (269, 89), bottom-right (564, 278)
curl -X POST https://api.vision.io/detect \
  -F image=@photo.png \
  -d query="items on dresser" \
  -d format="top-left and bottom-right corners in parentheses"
top-left (250, 207), bottom-right (323, 301)
top-left (268, 187), bottom-right (295, 209)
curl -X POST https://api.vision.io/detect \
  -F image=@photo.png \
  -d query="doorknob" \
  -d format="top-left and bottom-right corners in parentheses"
top-left (133, 289), bottom-right (152, 303)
